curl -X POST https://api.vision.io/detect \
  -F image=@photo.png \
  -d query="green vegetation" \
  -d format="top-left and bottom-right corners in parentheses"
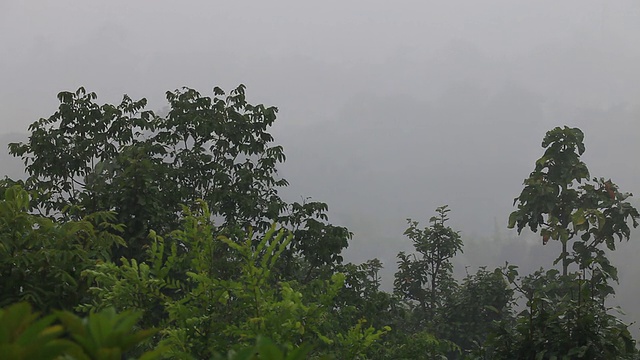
top-left (0, 302), bottom-right (163, 360)
top-left (1, 85), bottom-right (638, 359)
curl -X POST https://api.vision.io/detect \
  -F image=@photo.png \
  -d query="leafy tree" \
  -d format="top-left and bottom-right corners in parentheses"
top-left (334, 259), bottom-right (394, 327)
top-left (276, 200), bottom-right (352, 284)
top-left (508, 126), bottom-right (639, 276)
top-left (394, 205), bottom-right (463, 325)
top-left (8, 86), bottom-right (350, 273)
top-left (499, 126), bottom-right (639, 359)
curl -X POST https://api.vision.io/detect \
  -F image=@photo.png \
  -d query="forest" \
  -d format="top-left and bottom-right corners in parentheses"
top-left (1, 84), bottom-right (639, 359)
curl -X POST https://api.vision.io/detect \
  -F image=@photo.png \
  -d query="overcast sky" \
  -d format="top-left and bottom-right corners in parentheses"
top-left (2, 0), bottom-right (640, 326)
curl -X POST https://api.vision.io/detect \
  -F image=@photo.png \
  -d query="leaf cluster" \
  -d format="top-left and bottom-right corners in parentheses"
top-left (0, 185), bottom-right (124, 312)
top-left (0, 302), bottom-right (162, 360)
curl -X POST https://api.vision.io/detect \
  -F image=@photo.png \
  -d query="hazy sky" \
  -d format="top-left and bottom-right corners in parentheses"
top-left (2, 0), bottom-right (640, 326)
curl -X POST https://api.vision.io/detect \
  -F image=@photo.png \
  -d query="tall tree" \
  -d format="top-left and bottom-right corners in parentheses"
top-left (508, 126), bottom-right (638, 276)
top-left (8, 85), bottom-right (350, 273)
top-left (499, 126), bottom-right (639, 359)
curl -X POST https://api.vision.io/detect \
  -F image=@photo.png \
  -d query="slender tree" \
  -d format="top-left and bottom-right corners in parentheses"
top-left (508, 126), bottom-right (638, 276)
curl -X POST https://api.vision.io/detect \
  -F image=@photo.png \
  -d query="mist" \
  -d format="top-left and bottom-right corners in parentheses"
top-left (2, 0), bottom-right (640, 335)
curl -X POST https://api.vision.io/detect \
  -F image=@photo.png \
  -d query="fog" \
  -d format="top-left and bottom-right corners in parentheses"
top-left (2, 0), bottom-right (640, 331)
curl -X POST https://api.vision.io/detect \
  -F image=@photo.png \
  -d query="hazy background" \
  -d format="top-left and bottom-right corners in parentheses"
top-left (2, 0), bottom-right (639, 329)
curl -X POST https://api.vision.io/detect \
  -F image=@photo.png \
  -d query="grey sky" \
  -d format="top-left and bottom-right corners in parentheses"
top-left (2, 0), bottom-right (640, 328)
top-left (2, 0), bottom-right (639, 129)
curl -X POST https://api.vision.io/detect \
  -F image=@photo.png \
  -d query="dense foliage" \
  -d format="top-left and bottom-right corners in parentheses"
top-left (1, 86), bottom-right (638, 359)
